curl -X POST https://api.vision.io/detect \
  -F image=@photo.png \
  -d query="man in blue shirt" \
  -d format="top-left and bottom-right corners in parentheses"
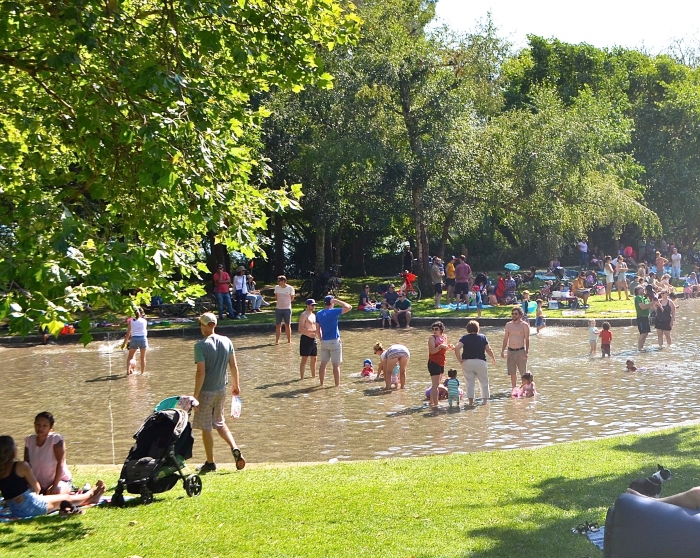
top-left (315, 295), bottom-right (352, 387)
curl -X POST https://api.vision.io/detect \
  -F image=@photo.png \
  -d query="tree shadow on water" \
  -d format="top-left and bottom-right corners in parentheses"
top-left (0, 518), bottom-right (91, 550)
top-left (256, 378), bottom-right (303, 390)
top-left (85, 374), bottom-right (127, 383)
top-left (267, 385), bottom-right (322, 398)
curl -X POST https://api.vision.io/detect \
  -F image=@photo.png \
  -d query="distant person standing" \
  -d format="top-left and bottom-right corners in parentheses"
top-left (213, 264), bottom-right (235, 320)
top-left (634, 285), bottom-right (651, 351)
top-left (430, 257), bottom-right (444, 308)
top-left (232, 266), bottom-right (249, 319)
top-left (402, 243), bottom-right (414, 273)
top-left (578, 238), bottom-right (588, 268)
top-left (444, 255), bottom-right (457, 304)
top-left (316, 295), bottom-right (352, 387)
top-left (298, 299), bottom-right (318, 379)
top-left (501, 307), bottom-right (530, 389)
top-left (670, 247), bottom-right (682, 283)
top-left (125, 307), bottom-right (148, 375)
top-left (454, 255), bottom-right (472, 307)
top-left (192, 313), bottom-right (245, 473)
top-left (273, 275), bottom-right (295, 345)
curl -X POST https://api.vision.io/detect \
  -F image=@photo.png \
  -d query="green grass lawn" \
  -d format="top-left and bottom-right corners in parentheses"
top-left (3, 424), bottom-right (699, 557)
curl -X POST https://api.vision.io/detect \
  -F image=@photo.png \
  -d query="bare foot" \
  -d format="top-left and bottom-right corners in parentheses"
top-left (82, 480), bottom-right (106, 506)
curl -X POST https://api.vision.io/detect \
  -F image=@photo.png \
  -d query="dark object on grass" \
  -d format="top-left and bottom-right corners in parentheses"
top-left (628, 464), bottom-right (671, 498)
top-left (111, 408), bottom-right (202, 506)
top-left (520, 266), bottom-right (537, 283)
top-left (604, 492), bottom-right (700, 558)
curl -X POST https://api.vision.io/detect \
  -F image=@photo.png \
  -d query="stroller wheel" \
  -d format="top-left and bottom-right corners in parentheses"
top-left (185, 474), bottom-right (203, 497)
top-left (140, 486), bottom-right (154, 505)
top-left (111, 492), bottom-right (125, 507)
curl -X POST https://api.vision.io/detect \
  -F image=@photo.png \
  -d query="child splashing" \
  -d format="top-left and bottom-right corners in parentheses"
top-left (512, 372), bottom-right (537, 398)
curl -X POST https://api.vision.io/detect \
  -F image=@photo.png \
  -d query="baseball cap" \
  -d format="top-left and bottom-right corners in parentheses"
top-left (324, 295), bottom-right (334, 304)
top-left (200, 312), bottom-right (217, 325)
top-left (364, 359), bottom-right (372, 366)
top-left (306, 299), bottom-right (317, 306)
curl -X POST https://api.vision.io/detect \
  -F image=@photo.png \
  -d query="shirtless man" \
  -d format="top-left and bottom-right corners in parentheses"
top-left (298, 299), bottom-right (318, 379)
top-left (501, 306), bottom-right (530, 389)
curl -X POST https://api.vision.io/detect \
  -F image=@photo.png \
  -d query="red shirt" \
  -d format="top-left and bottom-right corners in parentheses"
top-left (213, 271), bottom-right (231, 293)
top-left (600, 330), bottom-right (612, 344)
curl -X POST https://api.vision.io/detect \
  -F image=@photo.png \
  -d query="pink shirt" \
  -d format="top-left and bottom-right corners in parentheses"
top-left (25, 432), bottom-right (71, 491)
top-left (213, 271), bottom-right (231, 294)
top-left (454, 262), bottom-right (472, 283)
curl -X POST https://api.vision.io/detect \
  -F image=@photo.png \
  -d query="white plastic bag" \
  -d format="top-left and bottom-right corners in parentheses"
top-left (230, 395), bottom-right (242, 419)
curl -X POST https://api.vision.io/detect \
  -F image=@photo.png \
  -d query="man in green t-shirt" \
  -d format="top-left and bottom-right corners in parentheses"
top-left (633, 286), bottom-right (651, 350)
top-left (392, 293), bottom-right (412, 327)
top-left (192, 312), bottom-right (245, 473)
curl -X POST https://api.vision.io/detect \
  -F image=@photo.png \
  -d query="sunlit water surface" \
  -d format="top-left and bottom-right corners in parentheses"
top-left (2, 301), bottom-right (699, 464)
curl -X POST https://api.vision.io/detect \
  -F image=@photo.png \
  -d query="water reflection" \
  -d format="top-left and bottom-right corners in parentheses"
top-left (2, 299), bottom-right (700, 464)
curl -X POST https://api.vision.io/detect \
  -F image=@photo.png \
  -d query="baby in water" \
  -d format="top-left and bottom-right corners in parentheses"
top-left (128, 358), bottom-right (137, 375)
top-left (625, 360), bottom-right (647, 372)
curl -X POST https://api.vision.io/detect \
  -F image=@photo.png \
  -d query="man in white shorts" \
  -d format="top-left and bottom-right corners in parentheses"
top-left (315, 295), bottom-right (352, 387)
top-left (192, 312), bottom-right (245, 473)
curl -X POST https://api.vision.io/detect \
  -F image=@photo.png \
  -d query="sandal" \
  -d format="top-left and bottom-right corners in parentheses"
top-left (59, 500), bottom-right (85, 516)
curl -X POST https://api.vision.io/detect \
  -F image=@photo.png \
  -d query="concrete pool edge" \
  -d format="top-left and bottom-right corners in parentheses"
top-left (0, 316), bottom-right (640, 345)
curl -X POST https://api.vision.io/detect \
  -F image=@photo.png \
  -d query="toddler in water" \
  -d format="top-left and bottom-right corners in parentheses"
top-left (519, 372), bottom-right (536, 397)
top-left (128, 357), bottom-right (137, 375)
top-left (379, 301), bottom-right (391, 328)
top-left (391, 363), bottom-right (400, 387)
top-left (599, 322), bottom-right (612, 358)
top-left (625, 360), bottom-right (637, 372)
top-left (535, 299), bottom-right (546, 333)
top-left (588, 319), bottom-right (600, 356)
top-left (361, 359), bottom-right (373, 377)
top-left (446, 368), bottom-right (460, 407)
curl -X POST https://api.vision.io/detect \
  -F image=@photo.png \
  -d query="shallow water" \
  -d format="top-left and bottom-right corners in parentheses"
top-left (2, 300), bottom-right (699, 465)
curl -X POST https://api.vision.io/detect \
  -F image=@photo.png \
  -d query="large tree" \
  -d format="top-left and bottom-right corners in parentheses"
top-left (0, 0), bottom-right (360, 338)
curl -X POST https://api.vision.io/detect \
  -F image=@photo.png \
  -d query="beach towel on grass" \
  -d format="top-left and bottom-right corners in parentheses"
top-left (0, 496), bottom-right (113, 522)
top-left (440, 304), bottom-right (494, 310)
top-left (586, 526), bottom-right (605, 550)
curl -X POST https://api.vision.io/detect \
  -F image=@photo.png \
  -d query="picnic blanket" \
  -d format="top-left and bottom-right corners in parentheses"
top-left (0, 495), bottom-right (113, 522)
top-left (586, 526), bottom-right (605, 550)
top-left (440, 303), bottom-right (494, 310)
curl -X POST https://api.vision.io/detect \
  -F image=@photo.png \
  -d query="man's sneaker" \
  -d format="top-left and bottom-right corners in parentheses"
top-left (196, 461), bottom-right (217, 474)
top-left (232, 448), bottom-right (246, 470)
top-left (240, 314), bottom-right (248, 319)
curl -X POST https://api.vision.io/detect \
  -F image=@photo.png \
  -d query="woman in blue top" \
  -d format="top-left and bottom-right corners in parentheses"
top-left (453, 320), bottom-right (496, 406)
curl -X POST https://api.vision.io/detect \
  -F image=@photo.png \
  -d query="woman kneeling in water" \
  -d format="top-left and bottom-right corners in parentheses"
top-left (0, 435), bottom-right (105, 518)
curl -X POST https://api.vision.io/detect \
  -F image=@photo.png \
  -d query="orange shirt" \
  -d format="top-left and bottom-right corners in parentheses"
top-left (600, 330), bottom-right (612, 344)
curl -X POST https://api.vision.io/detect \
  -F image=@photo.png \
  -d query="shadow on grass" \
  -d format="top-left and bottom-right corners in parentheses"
top-left (612, 428), bottom-right (700, 458)
top-left (0, 517), bottom-right (91, 550)
top-left (267, 385), bottom-right (323, 398)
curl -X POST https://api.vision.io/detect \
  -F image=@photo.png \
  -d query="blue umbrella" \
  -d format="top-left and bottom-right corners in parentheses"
top-left (504, 263), bottom-right (520, 271)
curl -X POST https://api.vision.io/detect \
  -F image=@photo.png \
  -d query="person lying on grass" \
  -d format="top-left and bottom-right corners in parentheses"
top-left (0, 435), bottom-right (105, 518)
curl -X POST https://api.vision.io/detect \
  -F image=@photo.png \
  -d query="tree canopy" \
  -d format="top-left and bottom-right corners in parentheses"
top-left (0, 0), bottom-right (360, 338)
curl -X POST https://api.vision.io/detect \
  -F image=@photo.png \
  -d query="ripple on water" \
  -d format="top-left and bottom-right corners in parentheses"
top-left (4, 305), bottom-right (700, 463)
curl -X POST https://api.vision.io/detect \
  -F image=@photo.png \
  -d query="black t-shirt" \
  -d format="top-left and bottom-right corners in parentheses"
top-left (384, 291), bottom-right (399, 307)
top-left (459, 333), bottom-right (489, 361)
top-left (403, 250), bottom-right (413, 271)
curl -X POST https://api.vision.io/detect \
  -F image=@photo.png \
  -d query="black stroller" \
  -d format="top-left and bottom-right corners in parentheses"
top-left (112, 398), bottom-right (202, 506)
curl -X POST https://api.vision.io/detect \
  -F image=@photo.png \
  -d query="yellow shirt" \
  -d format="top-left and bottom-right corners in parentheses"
top-left (446, 262), bottom-right (456, 280)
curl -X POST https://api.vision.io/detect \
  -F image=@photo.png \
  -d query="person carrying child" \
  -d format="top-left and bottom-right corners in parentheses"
top-left (446, 369), bottom-right (460, 408)
top-left (599, 322), bottom-right (612, 357)
top-left (588, 319), bottom-right (600, 356)
top-left (361, 359), bottom-right (374, 377)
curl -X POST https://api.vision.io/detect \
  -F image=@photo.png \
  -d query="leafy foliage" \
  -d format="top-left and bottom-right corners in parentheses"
top-left (0, 0), bottom-right (360, 336)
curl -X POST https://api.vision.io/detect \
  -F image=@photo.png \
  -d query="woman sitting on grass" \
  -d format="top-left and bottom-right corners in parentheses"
top-left (0, 435), bottom-right (105, 518)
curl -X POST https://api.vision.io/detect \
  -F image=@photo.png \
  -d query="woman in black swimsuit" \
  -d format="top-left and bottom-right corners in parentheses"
top-left (653, 291), bottom-right (675, 348)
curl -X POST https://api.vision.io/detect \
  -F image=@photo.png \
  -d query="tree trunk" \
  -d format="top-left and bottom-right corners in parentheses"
top-left (352, 227), bottom-right (366, 276)
top-left (438, 208), bottom-right (455, 260)
top-left (315, 225), bottom-right (326, 275)
top-left (274, 212), bottom-right (284, 276)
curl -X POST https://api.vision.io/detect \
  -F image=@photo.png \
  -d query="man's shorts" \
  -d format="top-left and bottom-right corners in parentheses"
top-left (506, 348), bottom-right (528, 375)
top-left (455, 282), bottom-right (469, 295)
top-left (130, 335), bottom-right (148, 349)
top-left (320, 338), bottom-right (342, 364)
top-left (637, 316), bottom-right (651, 334)
top-left (300, 335), bottom-right (318, 357)
top-left (192, 389), bottom-right (226, 431)
top-left (445, 278), bottom-right (456, 286)
top-left (275, 308), bottom-right (292, 325)
top-left (433, 283), bottom-right (443, 294)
